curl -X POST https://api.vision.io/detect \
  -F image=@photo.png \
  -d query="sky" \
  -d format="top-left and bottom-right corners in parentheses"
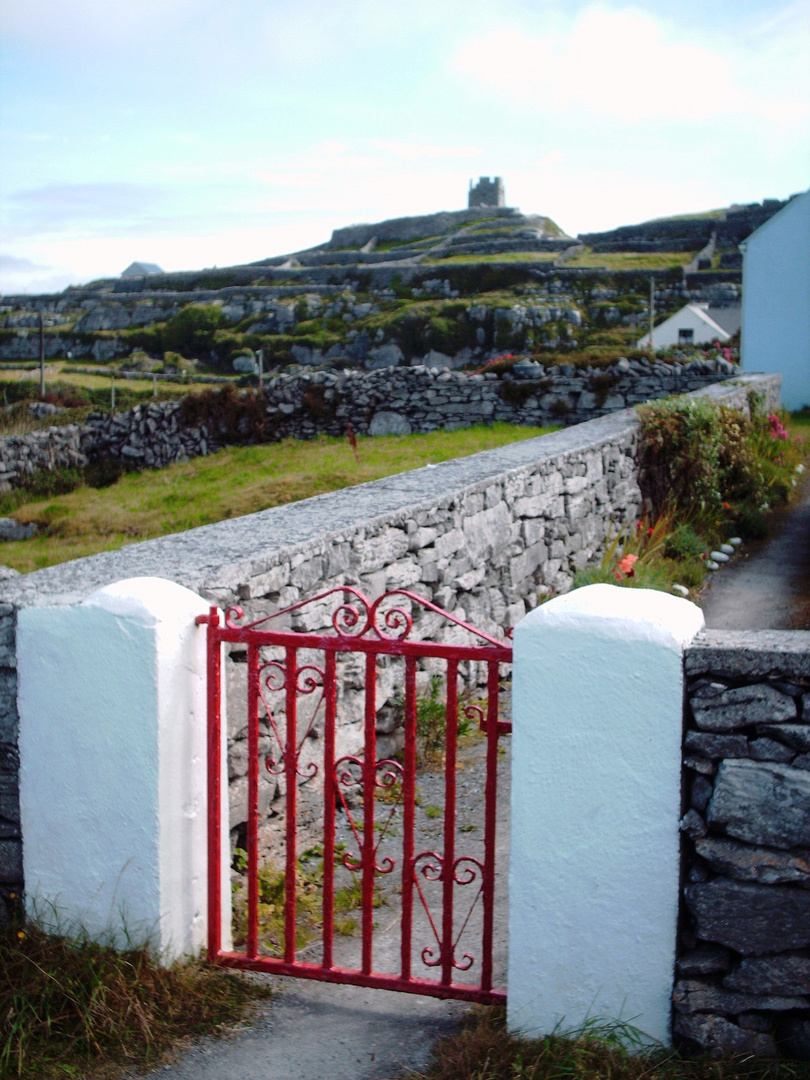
top-left (1, 0), bottom-right (808, 295)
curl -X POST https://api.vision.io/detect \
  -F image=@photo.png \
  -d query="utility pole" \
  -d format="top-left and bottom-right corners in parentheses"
top-left (38, 311), bottom-right (45, 397)
top-left (648, 277), bottom-right (655, 353)
top-left (257, 348), bottom-right (264, 387)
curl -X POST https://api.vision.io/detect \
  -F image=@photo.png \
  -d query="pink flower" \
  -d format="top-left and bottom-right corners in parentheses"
top-left (616, 553), bottom-right (638, 578)
top-left (768, 414), bottom-right (789, 440)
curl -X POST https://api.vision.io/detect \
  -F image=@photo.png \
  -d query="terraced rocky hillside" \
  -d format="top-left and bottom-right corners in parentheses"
top-left (1, 196), bottom-right (774, 380)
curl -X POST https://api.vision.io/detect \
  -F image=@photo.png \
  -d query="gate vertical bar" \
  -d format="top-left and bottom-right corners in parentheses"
top-left (441, 658), bottom-right (459, 985)
top-left (284, 646), bottom-right (298, 965)
top-left (480, 659), bottom-right (501, 993)
top-left (322, 649), bottom-right (337, 970)
top-left (246, 641), bottom-right (260, 958)
top-left (204, 607), bottom-right (222, 962)
top-left (400, 656), bottom-right (417, 982)
top-left (361, 651), bottom-right (377, 976)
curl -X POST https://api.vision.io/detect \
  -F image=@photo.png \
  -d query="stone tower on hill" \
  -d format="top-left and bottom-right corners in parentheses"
top-left (468, 176), bottom-right (505, 208)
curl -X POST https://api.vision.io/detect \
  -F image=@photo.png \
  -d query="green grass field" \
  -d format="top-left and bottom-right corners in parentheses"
top-left (0, 423), bottom-right (556, 573)
top-left (0, 361), bottom-right (228, 395)
top-left (564, 247), bottom-right (696, 270)
top-left (423, 251), bottom-right (559, 265)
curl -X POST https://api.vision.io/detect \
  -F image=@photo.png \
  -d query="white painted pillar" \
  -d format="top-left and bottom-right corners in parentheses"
top-left (17, 577), bottom-right (229, 960)
top-left (508, 584), bottom-right (704, 1045)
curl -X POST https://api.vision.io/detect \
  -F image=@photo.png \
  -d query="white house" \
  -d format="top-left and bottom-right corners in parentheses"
top-left (637, 303), bottom-right (740, 350)
top-left (741, 189), bottom-right (810, 411)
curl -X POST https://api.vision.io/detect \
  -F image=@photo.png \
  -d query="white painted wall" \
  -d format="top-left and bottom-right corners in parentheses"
top-left (508, 584), bottom-right (704, 1045)
top-left (742, 190), bottom-right (810, 411)
top-left (17, 577), bottom-right (227, 959)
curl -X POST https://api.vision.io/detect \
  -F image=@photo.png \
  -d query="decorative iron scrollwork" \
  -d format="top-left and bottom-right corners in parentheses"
top-left (335, 755), bottom-right (403, 874)
top-left (224, 586), bottom-right (508, 648)
top-left (258, 659), bottom-right (324, 779)
top-left (411, 851), bottom-right (484, 972)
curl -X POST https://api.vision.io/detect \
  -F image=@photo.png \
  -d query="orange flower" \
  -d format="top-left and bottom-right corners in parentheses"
top-left (722, 501), bottom-right (731, 510)
top-left (617, 553), bottom-right (638, 577)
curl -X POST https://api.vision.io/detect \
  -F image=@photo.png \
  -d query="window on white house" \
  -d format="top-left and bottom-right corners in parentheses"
top-left (678, 329), bottom-right (694, 343)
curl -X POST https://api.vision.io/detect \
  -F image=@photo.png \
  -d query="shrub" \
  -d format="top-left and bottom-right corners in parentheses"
top-left (477, 353), bottom-right (519, 375)
top-left (497, 380), bottom-right (544, 408)
top-left (637, 395), bottom-right (806, 541)
top-left (162, 304), bottom-right (226, 358)
top-left (179, 385), bottom-right (268, 444)
top-left (663, 524), bottom-right (708, 562)
top-left (637, 397), bottom-right (724, 518)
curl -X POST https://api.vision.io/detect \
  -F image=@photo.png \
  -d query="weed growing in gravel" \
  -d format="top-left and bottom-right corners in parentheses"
top-left (398, 675), bottom-right (477, 767)
top-left (231, 843), bottom-right (383, 957)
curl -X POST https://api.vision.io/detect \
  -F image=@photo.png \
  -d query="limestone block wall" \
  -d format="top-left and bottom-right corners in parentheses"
top-left (0, 402), bottom-right (645, 927)
top-left (677, 631), bottom-right (810, 1058)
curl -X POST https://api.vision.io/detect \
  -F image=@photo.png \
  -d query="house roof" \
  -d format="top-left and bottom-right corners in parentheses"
top-left (121, 261), bottom-right (164, 278)
top-left (688, 304), bottom-right (733, 339)
top-left (705, 305), bottom-right (741, 337)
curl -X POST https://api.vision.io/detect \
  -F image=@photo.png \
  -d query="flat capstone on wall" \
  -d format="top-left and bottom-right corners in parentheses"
top-left (678, 630), bottom-right (810, 1059)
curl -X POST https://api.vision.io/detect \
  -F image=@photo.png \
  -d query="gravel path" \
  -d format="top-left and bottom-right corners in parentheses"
top-left (700, 472), bottom-right (810, 630)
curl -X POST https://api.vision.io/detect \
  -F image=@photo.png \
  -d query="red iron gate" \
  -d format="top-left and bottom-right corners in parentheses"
top-left (197, 587), bottom-right (512, 1003)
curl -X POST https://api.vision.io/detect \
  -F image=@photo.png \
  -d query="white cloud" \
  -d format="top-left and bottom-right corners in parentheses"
top-left (452, 5), bottom-right (810, 128)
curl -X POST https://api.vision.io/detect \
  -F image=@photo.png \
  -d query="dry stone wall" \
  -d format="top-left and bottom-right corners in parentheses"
top-left (0, 356), bottom-right (736, 491)
top-left (0, 402), bottom-right (214, 490)
top-left (677, 631), bottom-right (810, 1059)
top-left (263, 355), bottom-right (735, 438)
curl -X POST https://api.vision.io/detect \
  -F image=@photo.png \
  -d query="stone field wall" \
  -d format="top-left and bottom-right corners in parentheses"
top-left (0, 355), bottom-right (735, 490)
top-left (262, 354), bottom-right (734, 437)
top-left (677, 631), bottom-right (810, 1058)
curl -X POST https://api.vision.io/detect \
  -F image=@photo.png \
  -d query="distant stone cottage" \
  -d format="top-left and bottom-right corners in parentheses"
top-left (121, 261), bottom-right (163, 278)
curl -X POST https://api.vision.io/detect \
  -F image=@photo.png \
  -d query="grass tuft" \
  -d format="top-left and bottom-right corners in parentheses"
top-left (407, 1007), bottom-right (810, 1080)
top-left (0, 923), bottom-right (271, 1080)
